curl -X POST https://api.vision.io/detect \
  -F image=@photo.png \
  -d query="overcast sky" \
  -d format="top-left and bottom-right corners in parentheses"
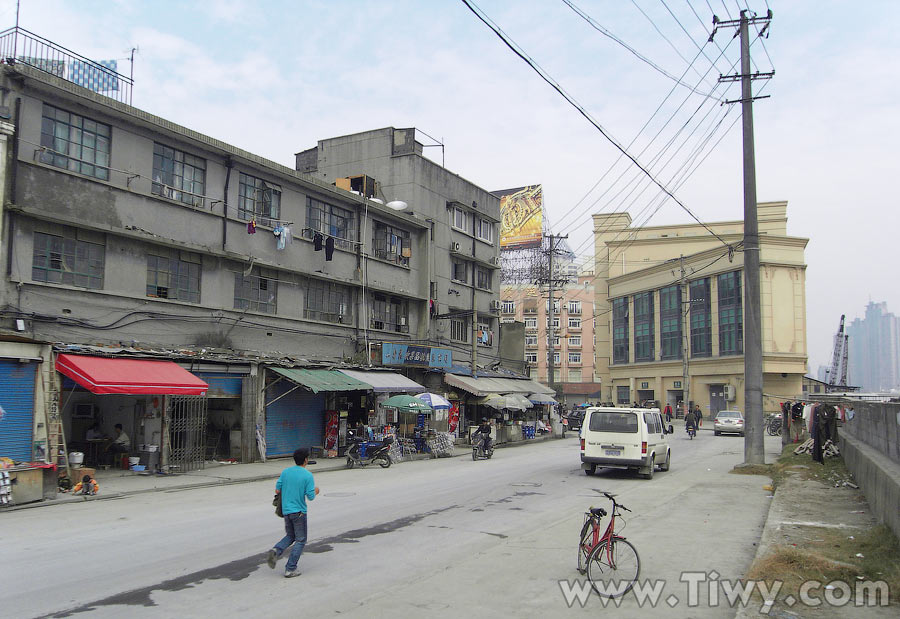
top-left (6, 0), bottom-right (897, 372)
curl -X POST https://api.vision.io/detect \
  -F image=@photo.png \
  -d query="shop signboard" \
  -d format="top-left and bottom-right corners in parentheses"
top-left (382, 343), bottom-right (452, 368)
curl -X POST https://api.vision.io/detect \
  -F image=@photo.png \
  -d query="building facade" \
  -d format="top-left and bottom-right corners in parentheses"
top-left (593, 202), bottom-right (808, 417)
top-left (847, 302), bottom-right (900, 393)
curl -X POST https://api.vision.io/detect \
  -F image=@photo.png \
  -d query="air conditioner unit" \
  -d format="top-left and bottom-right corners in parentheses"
top-left (489, 256), bottom-right (500, 266)
top-left (399, 316), bottom-right (406, 326)
top-left (490, 300), bottom-right (502, 311)
top-left (451, 242), bottom-right (461, 252)
top-left (724, 384), bottom-right (736, 401)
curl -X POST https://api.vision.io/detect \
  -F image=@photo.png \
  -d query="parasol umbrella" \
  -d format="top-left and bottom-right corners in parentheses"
top-left (476, 393), bottom-right (532, 411)
top-left (380, 394), bottom-right (433, 412)
top-left (413, 392), bottom-right (451, 409)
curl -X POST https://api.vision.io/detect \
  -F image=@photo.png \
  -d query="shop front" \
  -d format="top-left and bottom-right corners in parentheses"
top-left (55, 354), bottom-right (209, 474)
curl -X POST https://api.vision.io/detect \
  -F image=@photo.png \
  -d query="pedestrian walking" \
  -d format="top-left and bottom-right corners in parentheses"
top-left (663, 404), bottom-right (673, 423)
top-left (267, 447), bottom-right (319, 578)
top-left (693, 404), bottom-right (702, 427)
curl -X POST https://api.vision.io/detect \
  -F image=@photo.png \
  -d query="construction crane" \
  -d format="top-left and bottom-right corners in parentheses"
top-left (828, 315), bottom-right (847, 387)
top-left (839, 332), bottom-right (849, 387)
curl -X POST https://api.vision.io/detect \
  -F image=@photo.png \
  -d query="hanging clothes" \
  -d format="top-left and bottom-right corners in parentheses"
top-left (325, 236), bottom-right (335, 261)
top-left (313, 232), bottom-right (324, 251)
top-left (811, 406), bottom-right (824, 464)
top-left (273, 224), bottom-right (286, 250)
top-left (282, 226), bottom-right (292, 244)
top-left (247, 220), bottom-right (257, 234)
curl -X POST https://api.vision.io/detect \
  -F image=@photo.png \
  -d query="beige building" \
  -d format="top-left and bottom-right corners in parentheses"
top-left (592, 202), bottom-right (807, 417)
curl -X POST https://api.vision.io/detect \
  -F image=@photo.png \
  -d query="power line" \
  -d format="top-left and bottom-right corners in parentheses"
top-left (459, 0), bottom-right (732, 249)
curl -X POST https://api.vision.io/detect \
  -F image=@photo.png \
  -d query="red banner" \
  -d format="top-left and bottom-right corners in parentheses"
top-left (449, 401), bottom-right (460, 434)
top-left (324, 410), bottom-right (339, 451)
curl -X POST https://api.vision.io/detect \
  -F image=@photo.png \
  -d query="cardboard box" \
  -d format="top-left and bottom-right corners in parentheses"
top-left (71, 467), bottom-right (96, 480)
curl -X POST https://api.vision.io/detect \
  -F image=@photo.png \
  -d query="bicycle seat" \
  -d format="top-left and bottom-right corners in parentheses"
top-left (590, 507), bottom-right (607, 517)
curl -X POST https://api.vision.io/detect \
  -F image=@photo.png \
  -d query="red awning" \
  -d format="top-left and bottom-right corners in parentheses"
top-left (56, 354), bottom-right (208, 395)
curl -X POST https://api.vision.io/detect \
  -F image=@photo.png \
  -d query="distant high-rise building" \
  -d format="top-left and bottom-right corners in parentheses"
top-left (847, 302), bottom-right (900, 392)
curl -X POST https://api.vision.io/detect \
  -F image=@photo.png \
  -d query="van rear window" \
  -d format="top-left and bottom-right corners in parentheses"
top-left (589, 412), bottom-right (638, 433)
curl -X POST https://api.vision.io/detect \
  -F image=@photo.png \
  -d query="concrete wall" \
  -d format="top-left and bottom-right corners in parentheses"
top-left (839, 401), bottom-right (900, 541)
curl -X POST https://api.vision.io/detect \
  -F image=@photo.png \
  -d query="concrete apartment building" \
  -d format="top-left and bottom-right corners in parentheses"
top-left (500, 266), bottom-right (600, 404)
top-left (0, 48), bottom-right (502, 470)
top-left (592, 202), bottom-right (808, 417)
top-left (848, 302), bottom-right (900, 393)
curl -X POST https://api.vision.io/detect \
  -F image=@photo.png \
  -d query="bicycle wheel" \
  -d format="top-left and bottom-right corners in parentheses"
top-left (577, 520), bottom-right (592, 574)
top-left (586, 537), bottom-right (640, 598)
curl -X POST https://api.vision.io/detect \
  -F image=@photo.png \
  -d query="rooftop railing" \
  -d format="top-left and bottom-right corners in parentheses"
top-left (0, 26), bottom-right (132, 105)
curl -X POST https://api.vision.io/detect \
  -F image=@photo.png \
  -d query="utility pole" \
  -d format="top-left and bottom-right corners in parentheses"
top-left (541, 234), bottom-right (568, 389)
top-left (714, 9), bottom-right (774, 464)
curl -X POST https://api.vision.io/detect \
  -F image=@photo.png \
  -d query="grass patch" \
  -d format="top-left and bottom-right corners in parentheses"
top-left (747, 525), bottom-right (900, 605)
top-left (729, 443), bottom-right (852, 489)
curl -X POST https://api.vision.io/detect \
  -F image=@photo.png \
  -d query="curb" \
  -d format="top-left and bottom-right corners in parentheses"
top-left (733, 474), bottom-right (780, 619)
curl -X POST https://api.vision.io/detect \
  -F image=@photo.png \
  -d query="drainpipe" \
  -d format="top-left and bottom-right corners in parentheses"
top-left (6, 97), bottom-right (21, 276)
top-left (222, 156), bottom-right (233, 251)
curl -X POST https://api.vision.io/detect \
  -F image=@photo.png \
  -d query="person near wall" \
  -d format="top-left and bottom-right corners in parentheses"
top-left (663, 404), bottom-right (673, 423)
top-left (693, 404), bottom-right (703, 427)
top-left (104, 424), bottom-right (130, 464)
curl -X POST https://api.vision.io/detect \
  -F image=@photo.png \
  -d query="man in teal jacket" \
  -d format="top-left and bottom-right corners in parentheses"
top-left (267, 447), bottom-right (319, 577)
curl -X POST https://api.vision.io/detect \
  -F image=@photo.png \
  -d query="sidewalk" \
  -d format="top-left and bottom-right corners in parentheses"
top-left (5, 434), bottom-right (562, 511)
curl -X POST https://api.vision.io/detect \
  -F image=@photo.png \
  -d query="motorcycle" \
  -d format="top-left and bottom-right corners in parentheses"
top-left (686, 424), bottom-right (697, 440)
top-left (346, 432), bottom-right (393, 469)
top-left (472, 432), bottom-right (494, 461)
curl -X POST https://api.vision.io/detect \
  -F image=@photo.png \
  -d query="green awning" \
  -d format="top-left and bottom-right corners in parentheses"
top-left (270, 367), bottom-right (371, 393)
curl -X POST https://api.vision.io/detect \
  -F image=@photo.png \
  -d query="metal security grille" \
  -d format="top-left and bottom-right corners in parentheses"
top-left (167, 395), bottom-right (208, 472)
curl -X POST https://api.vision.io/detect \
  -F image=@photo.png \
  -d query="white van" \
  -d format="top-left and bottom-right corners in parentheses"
top-left (579, 407), bottom-right (673, 479)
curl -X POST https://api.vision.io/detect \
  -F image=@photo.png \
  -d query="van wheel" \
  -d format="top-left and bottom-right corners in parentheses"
top-left (660, 451), bottom-right (670, 472)
top-left (584, 464), bottom-right (596, 476)
top-left (640, 460), bottom-right (654, 480)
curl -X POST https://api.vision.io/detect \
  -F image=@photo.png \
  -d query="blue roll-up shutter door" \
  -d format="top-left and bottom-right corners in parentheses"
top-left (266, 383), bottom-right (325, 458)
top-left (0, 360), bottom-right (37, 461)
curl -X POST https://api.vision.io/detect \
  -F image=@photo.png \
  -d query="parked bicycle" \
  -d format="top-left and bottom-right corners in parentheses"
top-left (577, 491), bottom-right (641, 597)
top-left (766, 414), bottom-right (783, 436)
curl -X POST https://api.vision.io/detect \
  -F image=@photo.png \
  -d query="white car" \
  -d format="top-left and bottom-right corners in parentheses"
top-left (580, 407), bottom-right (673, 480)
top-left (714, 410), bottom-right (745, 436)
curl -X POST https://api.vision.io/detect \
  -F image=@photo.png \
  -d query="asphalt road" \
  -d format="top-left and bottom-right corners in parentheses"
top-left (2, 431), bottom-right (781, 618)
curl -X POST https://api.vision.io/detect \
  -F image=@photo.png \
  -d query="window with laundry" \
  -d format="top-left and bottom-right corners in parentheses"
top-left (372, 221), bottom-right (411, 266)
top-left (238, 173), bottom-right (281, 227)
top-left (233, 267), bottom-right (277, 314)
top-left (40, 103), bottom-right (110, 180)
top-left (146, 250), bottom-right (200, 303)
top-left (476, 320), bottom-right (493, 346)
top-left (451, 258), bottom-right (468, 283)
top-left (32, 230), bottom-right (104, 289)
top-left (306, 198), bottom-right (355, 250)
top-left (450, 317), bottom-right (468, 342)
top-left (371, 293), bottom-right (408, 332)
top-left (304, 278), bottom-right (349, 324)
top-left (152, 143), bottom-right (206, 207)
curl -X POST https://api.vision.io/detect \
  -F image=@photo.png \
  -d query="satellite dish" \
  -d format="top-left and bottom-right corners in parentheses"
top-left (386, 200), bottom-right (408, 211)
top-left (369, 198), bottom-right (384, 204)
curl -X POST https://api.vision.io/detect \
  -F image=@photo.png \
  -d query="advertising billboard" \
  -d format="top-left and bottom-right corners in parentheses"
top-left (495, 185), bottom-right (543, 249)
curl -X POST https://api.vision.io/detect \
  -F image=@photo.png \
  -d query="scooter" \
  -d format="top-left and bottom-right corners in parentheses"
top-left (686, 424), bottom-right (697, 440)
top-left (346, 432), bottom-right (393, 469)
top-left (472, 433), bottom-right (494, 461)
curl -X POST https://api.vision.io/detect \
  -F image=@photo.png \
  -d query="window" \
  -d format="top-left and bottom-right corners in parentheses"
top-left (451, 259), bottom-right (468, 283)
top-left (690, 278), bottom-right (712, 357)
top-left (568, 351), bottom-right (582, 364)
top-left (616, 386), bottom-right (631, 405)
top-left (552, 336), bottom-right (560, 347)
top-left (477, 321), bottom-right (493, 346)
top-left (552, 352), bottom-right (560, 364)
top-left (633, 292), bottom-right (654, 361)
top-left (152, 143), bottom-right (206, 207)
top-left (306, 198), bottom-right (355, 250)
top-left (568, 317), bottom-right (581, 329)
top-left (32, 230), bottom-right (104, 289)
top-left (548, 316), bottom-right (560, 329)
top-left (450, 317), bottom-right (469, 342)
top-left (612, 297), bottom-right (629, 364)
top-left (525, 335), bottom-right (538, 347)
top-left (373, 221), bottom-right (411, 266)
top-left (305, 279), bottom-right (349, 324)
top-left (476, 218), bottom-right (493, 243)
top-left (238, 173), bottom-right (280, 226)
top-left (590, 411), bottom-right (638, 433)
top-left (568, 300), bottom-right (581, 315)
top-left (475, 266), bottom-right (492, 290)
top-left (371, 293), bottom-right (408, 332)
top-left (718, 271), bottom-right (744, 355)
top-left (524, 317), bottom-right (537, 329)
top-left (553, 369), bottom-right (561, 383)
top-left (146, 251), bottom-right (200, 303)
top-left (568, 335), bottom-right (581, 347)
top-left (525, 352), bottom-right (538, 364)
top-left (40, 104), bottom-right (110, 180)
top-left (452, 207), bottom-right (469, 232)
top-left (501, 300), bottom-right (515, 314)
top-left (234, 268), bottom-right (277, 313)
top-left (659, 284), bottom-right (682, 360)
top-left (529, 368), bottom-right (539, 379)
top-left (546, 299), bottom-right (561, 313)
top-left (568, 368), bottom-right (582, 382)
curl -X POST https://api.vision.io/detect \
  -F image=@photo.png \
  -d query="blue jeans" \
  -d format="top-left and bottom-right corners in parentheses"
top-left (274, 512), bottom-right (308, 571)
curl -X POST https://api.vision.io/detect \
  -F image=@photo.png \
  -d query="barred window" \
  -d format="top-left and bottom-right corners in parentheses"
top-left (568, 335), bottom-right (581, 347)
top-left (373, 221), bottom-right (410, 266)
top-left (238, 173), bottom-right (281, 226)
top-left (306, 198), bottom-right (355, 250)
top-left (234, 268), bottom-right (277, 313)
top-left (568, 351), bottom-right (582, 364)
top-left (152, 143), bottom-right (206, 207)
top-left (718, 271), bottom-right (743, 355)
top-left (304, 279), bottom-right (350, 324)
top-left (40, 104), bottom-right (110, 180)
top-left (524, 317), bottom-right (537, 328)
top-left (32, 230), bottom-right (104, 289)
top-left (568, 300), bottom-right (581, 314)
top-left (371, 293), bottom-right (408, 332)
top-left (568, 317), bottom-right (581, 328)
top-left (501, 300), bottom-right (515, 314)
top-left (146, 252), bottom-right (200, 303)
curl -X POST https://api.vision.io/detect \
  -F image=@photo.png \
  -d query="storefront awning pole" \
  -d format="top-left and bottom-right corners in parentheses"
top-left (265, 382), bottom-right (302, 408)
